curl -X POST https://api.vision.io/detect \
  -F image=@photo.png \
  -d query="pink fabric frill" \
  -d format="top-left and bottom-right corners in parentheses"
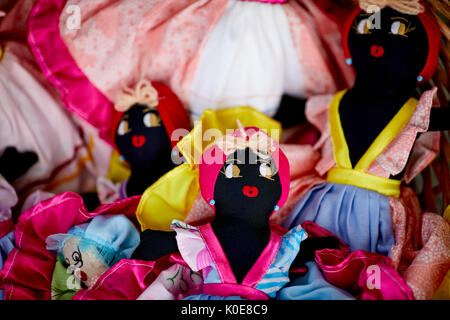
top-left (303, 221), bottom-right (415, 300)
top-left (0, 192), bottom-right (145, 300)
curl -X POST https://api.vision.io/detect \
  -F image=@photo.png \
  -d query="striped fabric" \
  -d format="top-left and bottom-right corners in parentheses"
top-left (256, 225), bottom-right (307, 297)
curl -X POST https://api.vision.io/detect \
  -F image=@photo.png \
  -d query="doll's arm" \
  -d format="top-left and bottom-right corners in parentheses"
top-left (428, 108), bottom-right (450, 131)
top-left (0, 147), bottom-right (38, 183)
top-left (290, 236), bottom-right (341, 270)
top-left (273, 95), bottom-right (307, 128)
top-left (131, 229), bottom-right (179, 261)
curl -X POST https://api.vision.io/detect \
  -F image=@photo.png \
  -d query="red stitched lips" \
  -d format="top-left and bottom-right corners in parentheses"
top-left (370, 45), bottom-right (384, 58)
top-left (132, 135), bottom-right (146, 147)
top-left (243, 185), bottom-right (259, 198)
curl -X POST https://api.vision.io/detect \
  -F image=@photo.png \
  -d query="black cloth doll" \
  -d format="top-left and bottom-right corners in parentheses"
top-left (283, 0), bottom-right (449, 257)
top-left (83, 80), bottom-right (191, 210)
top-left (113, 80), bottom-right (191, 197)
top-left (132, 127), bottom-right (340, 297)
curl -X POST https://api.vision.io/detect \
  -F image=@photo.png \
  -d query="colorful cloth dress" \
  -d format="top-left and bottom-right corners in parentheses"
top-left (27, 0), bottom-right (354, 145)
top-left (0, 192), bottom-right (152, 300)
top-left (0, 1), bottom-right (112, 195)
top-left (170, 220), bottom-right (308, 300)
top-left (283, 88), bottom-right (450, 299)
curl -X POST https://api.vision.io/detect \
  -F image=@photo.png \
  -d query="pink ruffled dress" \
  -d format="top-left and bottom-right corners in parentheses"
top-left (0, 192), bottom-right (159, 300)
top-left (168, 220), bottom-right (308, 300)
top-left (0, 1), bottom-right (112, 196)
top-left (27, 0), bottom-right (354, 144)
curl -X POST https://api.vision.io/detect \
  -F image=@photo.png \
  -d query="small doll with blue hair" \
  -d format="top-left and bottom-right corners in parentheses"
top-left (46, 214), bottom-right (140, 299)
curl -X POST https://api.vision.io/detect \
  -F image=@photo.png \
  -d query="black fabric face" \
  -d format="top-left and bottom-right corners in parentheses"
top-left (348, 7), bottom-right (428, 92)
top-left (213, 148), bottom-right (282, 226)
top-left (339, 7), bottom-right (430, 169)
top-left (115, 103), bottom-right (173, 170)
top-left (0, 147), bottom-right (38, 184)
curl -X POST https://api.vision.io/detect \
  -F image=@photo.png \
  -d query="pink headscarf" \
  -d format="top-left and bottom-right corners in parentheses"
top-left (198, 127), bottom-right (290, 220)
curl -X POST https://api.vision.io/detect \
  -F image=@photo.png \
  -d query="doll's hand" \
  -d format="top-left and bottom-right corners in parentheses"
top-left (291, 236), bottom-right (341, 269)
top-left (0, 147), bottom-right (38, 183)
top-left (131, 229), bottom-right (179, 261)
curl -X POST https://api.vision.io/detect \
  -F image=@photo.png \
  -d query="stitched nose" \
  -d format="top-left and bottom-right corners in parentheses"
top-left (132, 135), bottom-right (146, 148)
top-left (370, 45), bottom-right (384, 58)
top-left (242, 186), bottom-right (259, 198)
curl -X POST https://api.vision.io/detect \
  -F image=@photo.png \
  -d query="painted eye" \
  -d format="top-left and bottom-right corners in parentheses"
top-left (72, 250), bottom-right (83, 268)
top-left (117, 120), bottom-right (130, 136)
top-left (143, 112), bottom-right (161, 128)
top-left (357, 18), bottom-right (371, 34)
top-left (391, 21), bottom-right (407, 36)
top-left (259, 163), bottom-right (273, 179)
top-left (224, 164), bottom-right (241, 179)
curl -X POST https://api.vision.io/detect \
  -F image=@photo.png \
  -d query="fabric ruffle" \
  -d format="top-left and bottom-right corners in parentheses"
top-left (305, 88), bottom-right (441, 182)
top-left (0, 192), bottom-right (141, 299)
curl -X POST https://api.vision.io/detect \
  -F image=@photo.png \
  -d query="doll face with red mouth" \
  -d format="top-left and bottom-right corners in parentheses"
top-left (213, 148), bottom-right (282, 222)
top-left (115, 103), bottom-right (173, 169)
top-left (348, 7), bottom-right (428, 89)
top-left (61, 237), bottom-right (109, 289)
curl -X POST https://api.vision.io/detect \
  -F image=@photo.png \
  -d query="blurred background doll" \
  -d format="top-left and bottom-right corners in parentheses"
top-left (28, 0), bottom-right (355, 141)
top-left (282, 0), bottom-right (450, 300)
top-left (95, 80), bottom-right (191, 204)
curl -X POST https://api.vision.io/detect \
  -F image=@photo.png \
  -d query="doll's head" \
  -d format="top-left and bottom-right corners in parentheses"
top-left (46, 215), bottom-right (140, 289)
top-left (342, 0), bottom-right (441, 90)
top-left (115, 103), bottom-right (171, 170)
top-left (113, 80), bottom-right (191, 171)
top-left (199, 127), bottom-right (290, 226)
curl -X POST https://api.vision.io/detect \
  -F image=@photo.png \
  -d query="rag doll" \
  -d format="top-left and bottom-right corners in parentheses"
top-left (282, 0), bottom-right (450, 299)
top-left (95, 80), bottom-right (191, 202)
top-left (133, 126), bottom-right (340, 299)
top-left (46, 214), bottom-right (140, 296)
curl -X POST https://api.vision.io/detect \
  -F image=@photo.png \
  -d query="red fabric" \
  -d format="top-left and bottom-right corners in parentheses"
top-left (301, 221), bottom-right (415, 300)
top-left (73, 255), bottom-right (175, 300)
top-left (316, 248), bottom-right (415, 300)
top-left (0, 219), bottom-right (14, 239)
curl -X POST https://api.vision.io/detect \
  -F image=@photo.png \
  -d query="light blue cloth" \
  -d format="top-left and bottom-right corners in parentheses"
top-left (0, 232), bottom-right (15, 300)
top-left (182, 225), bottom-right (308, 300)
top-left (283, 182), bottom-right (394, 256)
top-left (255, 225), bottom-right (307, 297)
top-left (276, 261), bottom-right (355, 300)
top-left (46, 214), bottom-right (140, 267)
